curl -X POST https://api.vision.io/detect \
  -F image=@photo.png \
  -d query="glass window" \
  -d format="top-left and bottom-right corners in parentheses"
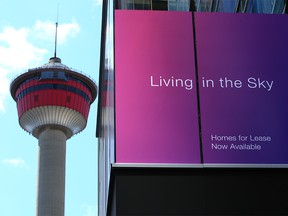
top-left (168, 0), bottom-right (190, 11)
top-left (252, 0), bottom-right (286, 14)
top-left (117, 0), bottom-right (287, 13)
top-left (153, 0), bottom-right (168, 10)
top-left (40, 71), bottom-right (54, 79)
top-left (66, 95), bottom-right (71, 103)
top-left (217, 0), bottom-right (238, 12)
top-left (118, 0), bottom-right (152, 9)
top-left (34, 95), bottom-right (39, 102)
top-left (136, 0), bottom-right (152, 9)
top-left (57, 72), bottom-right (68, 81)
top-left (40, 71), bottom-right (68, 81)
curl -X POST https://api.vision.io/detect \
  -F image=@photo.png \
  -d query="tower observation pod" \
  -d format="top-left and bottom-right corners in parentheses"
top-left (10, 56), bottom-right (97, 216)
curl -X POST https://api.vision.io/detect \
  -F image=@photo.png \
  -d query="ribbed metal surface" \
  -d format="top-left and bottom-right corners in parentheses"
top-left (19, 106), bottom-right (87, 138)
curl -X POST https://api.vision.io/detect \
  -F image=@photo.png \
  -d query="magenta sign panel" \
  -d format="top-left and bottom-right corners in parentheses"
top-left (115, 10), bottom-right (201, 163)
top-left (196, 13), bottom-right (288, 164)
top-left (115, 10), bottom-right (288, 165)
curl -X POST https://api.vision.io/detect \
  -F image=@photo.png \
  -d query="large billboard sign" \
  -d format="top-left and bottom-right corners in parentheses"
top-left (115, 10), bottom-right (288, 166)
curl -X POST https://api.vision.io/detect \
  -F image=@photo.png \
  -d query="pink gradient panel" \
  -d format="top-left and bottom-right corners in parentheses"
top-left (115, 10), bottom-right (201, 163)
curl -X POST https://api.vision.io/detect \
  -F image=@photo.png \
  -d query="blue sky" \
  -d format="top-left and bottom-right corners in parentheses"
top-left (0, 0), bottom-right (102, 215)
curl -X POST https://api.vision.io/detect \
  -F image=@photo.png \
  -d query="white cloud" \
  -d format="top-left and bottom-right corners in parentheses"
top-left (0, 26), bottom-right (47, 113)
top-left (94, 0), bottom-right (102, 6)
top-left (33, 20), bottom-right (80, 44)
top-left (82, 204), bottom-right (97, 216)
top-left (92, 0), bottom-right (102, 12)
top-left (2, 157), bottom-right (29, 169)
top-left (0, 20), bottom-right (80, 113)
top-left (0, 68), bottom-right (10, 112)
top-left (0, 26), bottom-right (47, 70)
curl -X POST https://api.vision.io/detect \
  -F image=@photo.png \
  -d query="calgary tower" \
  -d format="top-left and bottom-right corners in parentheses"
top-left (10, 24), bottom-right (97, 215)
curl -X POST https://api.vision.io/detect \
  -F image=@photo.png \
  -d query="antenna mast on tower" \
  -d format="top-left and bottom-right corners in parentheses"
top-left (54, 5), bottom-right (59, 58)
top-left (54, 22), bottom-right (58, 58)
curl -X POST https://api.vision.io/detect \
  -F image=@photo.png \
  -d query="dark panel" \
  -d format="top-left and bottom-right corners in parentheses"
top-left (111, 168), bottom-right (288, 215)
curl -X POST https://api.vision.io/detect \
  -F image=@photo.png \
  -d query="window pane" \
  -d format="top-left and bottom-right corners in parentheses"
top-left (168, 0), bottom-right (190, 11)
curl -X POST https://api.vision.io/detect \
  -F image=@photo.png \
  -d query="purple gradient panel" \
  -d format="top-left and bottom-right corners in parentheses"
top-left (196, 13), bottom-right (288, 164)
top-left (115, 10), bottom-right (201, 163)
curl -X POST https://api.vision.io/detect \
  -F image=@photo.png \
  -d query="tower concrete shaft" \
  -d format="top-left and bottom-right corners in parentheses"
top-left (36, 128), bottom-right (67, 216)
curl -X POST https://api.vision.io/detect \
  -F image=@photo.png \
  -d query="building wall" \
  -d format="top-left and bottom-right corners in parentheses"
top-left (97, 1), bottom-right (115, 215)
top-left (97, 0), bottom-right (288, 215)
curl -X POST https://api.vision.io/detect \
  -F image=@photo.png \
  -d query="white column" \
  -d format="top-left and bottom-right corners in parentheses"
top-left (36, 128), bottom-right (67, 216)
